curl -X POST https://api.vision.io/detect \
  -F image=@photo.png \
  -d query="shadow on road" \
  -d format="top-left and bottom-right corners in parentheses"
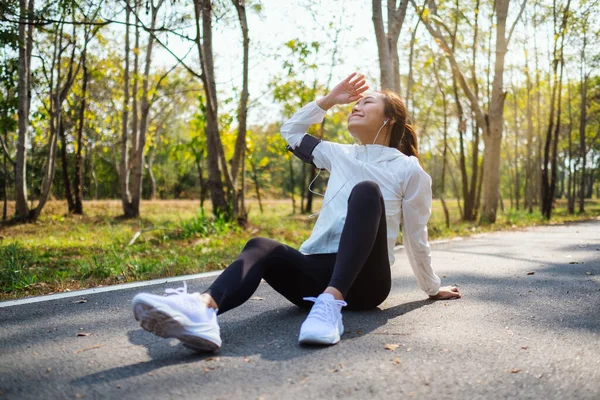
top-left (342, 299), bottom-right (436, 337)
top-left (69, 297), bottom-right (436, 386)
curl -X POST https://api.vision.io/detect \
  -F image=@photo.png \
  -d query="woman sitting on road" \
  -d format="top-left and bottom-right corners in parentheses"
top-left (131, 72), bottom-right (462, 352)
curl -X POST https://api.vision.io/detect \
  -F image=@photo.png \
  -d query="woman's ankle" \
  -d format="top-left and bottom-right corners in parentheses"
top-left (323, 286), bottom-right (344, 301)
top-left (199, 293), bottom-right (218, 310)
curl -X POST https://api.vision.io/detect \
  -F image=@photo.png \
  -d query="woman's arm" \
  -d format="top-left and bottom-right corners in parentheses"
top-left (280, 72), bottom-right (369, 171)
top-left (401, 162), bottom-right (461, 299)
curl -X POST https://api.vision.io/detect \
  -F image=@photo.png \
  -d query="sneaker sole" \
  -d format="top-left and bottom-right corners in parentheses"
top-left (133, 302), bottom-right (220, 352)
top-left (298, 326), bottom-right (343, 345)
top-left (298, 335), bottom-right (340, 345)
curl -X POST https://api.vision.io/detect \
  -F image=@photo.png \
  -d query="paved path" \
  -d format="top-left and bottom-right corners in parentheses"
top-left (1, 220), bottom-right (599, 399)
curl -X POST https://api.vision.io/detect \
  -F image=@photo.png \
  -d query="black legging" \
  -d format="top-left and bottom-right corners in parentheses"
top-left (205, 181), bottom-right (392, 314)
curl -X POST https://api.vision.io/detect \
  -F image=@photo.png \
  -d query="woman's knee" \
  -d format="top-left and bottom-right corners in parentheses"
top-left (350, 181), bottom-right (382, 199)
top-left (244, 237), bottom-right (275, 250)
top-left (242, 237), bottom-right (287, 258)
top-left (348, 181), bottom-right (383, 209)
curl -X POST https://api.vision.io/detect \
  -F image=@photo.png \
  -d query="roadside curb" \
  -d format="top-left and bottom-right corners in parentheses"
top-left (0, 236), bottom-right (471, 308)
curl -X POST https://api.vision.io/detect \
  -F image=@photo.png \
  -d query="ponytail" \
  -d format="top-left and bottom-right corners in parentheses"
top-left (399, 124), bottom-right (422, 165)
top-left (378, 89), bottom-right (422, 165)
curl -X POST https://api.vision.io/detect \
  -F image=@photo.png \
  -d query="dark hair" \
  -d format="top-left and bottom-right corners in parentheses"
top-left (378, 89), bottom-right (421, 165)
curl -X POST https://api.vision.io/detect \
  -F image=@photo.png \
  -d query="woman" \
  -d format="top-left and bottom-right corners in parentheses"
top-left (131, 72), bottom-right (461, 352)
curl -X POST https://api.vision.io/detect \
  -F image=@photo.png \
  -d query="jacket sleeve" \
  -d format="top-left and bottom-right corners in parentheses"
top-left (401, 160), bottom-right (441, 296)
top-left (279, 101), bottom-right (342, 171)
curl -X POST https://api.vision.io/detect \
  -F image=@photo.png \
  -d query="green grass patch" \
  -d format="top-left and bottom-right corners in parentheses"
top-left (1, 198), bottom-right (598, 300)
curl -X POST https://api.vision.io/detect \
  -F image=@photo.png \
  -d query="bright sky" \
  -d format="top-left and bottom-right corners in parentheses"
top-left (121, 0), bottom-right (553, 127)
top-left (151, 0), bottom-right (382, 125)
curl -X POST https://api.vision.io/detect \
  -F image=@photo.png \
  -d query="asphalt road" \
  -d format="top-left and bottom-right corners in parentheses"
top-left (1, 220), bottom-right (599, 400)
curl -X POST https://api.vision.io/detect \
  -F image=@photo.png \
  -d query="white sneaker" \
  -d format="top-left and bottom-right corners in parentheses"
top-left (132, 282), bottom-right (222, 352)
top-left (298, 293), bottom-right (347, 345)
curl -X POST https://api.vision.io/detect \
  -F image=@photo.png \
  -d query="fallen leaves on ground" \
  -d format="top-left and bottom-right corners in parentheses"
top-left (77, 332), bottom-right (91, 337)
top-left (511, 369), bottom-right (521, 374)
top-left (392, 357), bottom-right (401, 365)
top-left (74, 344), bottom-right (104, 354)
top-left (384, 344), bottom-right (400, 351)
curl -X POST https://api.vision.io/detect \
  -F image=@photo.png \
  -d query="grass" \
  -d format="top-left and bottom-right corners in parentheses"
top-left (1, 198), bottom-right (599, 300)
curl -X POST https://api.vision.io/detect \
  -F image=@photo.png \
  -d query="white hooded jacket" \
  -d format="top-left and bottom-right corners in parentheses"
top-left (280, 101), bottom-right (441, 296)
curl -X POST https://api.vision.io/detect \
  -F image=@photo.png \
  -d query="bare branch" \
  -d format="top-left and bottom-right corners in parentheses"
top-left (507, 0), bottom-right (527, 45)
top-left (0, 133), bottom-right (16, 167)
top-left (127, 4), bottom-right (203, 80)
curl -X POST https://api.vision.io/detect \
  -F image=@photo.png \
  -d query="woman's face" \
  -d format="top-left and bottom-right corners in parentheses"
top-left (347, 92), bottom-right (389, 144)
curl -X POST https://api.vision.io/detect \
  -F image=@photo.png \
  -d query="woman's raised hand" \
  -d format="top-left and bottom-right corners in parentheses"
top-left (316, 72), bottom-right (369, 110)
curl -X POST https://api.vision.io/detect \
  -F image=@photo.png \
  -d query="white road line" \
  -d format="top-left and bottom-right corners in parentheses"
top-left (0, 271), bottom-right (223, 308)
top-left (0, 237), bottom-right (466, 308)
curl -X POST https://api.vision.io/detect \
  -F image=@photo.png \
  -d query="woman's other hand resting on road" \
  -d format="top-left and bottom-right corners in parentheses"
top-left (429, 286), bottom-right (461, 300)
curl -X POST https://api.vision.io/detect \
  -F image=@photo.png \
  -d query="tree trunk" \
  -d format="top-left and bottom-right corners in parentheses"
top-left (406, 12), bottom-right (422, 114)
top-left (440, 88), bottom-right (450, 227)
top-left (147, 147), bottom-right (157, 200)
top-left (32, 16), bottom-right (79, 221)
top-left (195, 158), bottom-right (206, 210)
top-left (534, 7), bottom-right (542, 207)
top-left (131, 0), bottom-right (140, 187)
top-left (416, 0), bottom-right (524, 223)
top-left (73, 49), bottom-right (88, 215)
top-left (289, 157), bottom-right (296, 214)
top-left (372, 0), bottom-right (409, 92)
top-left (512, 89), bottom-right (520, 210)
top-left (15, 0), bottom-right (30, 220)
top-left (194, 0), bottom-right (228, 216)
top-left (231, 0), bottom-right (250, 224)
top-left (578, 36), bottom-right (588, 213)
top-left (230, 0), bottom-right (249, 191)
top-left (130, 0), bottom-right (164, 217)
top-left (59, 118), bottom-right (76, 213)
top-left (541, 0), bottom-right (570, 219)
top-left (91, 149), bottom-right (98, 200)
top-left (238, 146), bottom-right (247, 225)
top-left (524, 41), bottom-right (534, 213)
top-left (566, 78), bottom-right (575, 214)
top-left (480, 0), bottom-right (510, 224)
top-left (249, 157), bottom-right (263, 213)
top-left (120, 2), bottom-right (134, 217)
top-left (2, 129), bottom-right (7, 221)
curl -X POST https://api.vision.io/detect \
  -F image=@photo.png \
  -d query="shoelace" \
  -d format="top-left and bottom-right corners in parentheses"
top-left (165, 281), bottom-right (188, 296)
top-left (303, 296), bottom-right (347, 323)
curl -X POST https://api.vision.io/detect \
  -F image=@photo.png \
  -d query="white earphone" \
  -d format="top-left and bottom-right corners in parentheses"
top-left (372, 118), bottom-right (390, 144)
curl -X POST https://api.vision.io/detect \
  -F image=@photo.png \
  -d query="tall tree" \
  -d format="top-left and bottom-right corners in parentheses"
top-left (130, 0), bottom-right (165, 217)
top-left (30, 2), bottom-right (98, 221)
top-left (230, 0), bottom-right (250, 223)
top-left (15, 0), bottom-right (33, 220)
top-left (541, 0), bottom-right (571, 219)
top-left (414, 0), bottom-right (526, 223)
top-left (577, 6), bottom-right (592, 213)
top-left (194, 0), bottom-right (228, 216)
top-left (372, 0), bottom-right (410, 92)
top-left (120, 1), bottom-right (133, 216)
